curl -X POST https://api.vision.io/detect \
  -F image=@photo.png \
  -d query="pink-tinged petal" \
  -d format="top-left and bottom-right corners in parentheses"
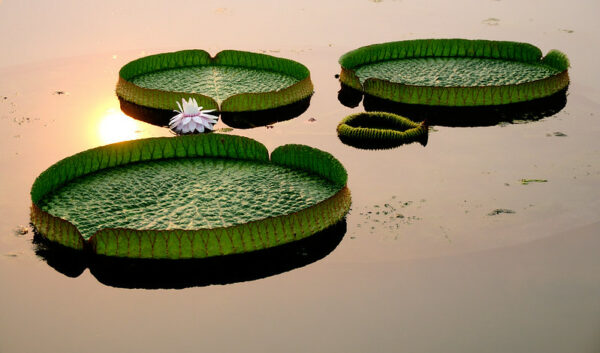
top-left (196, 124), bottom-right (205, 133)
top-left (176, 100), bottom-right (183, 112)
top-left (171, 123), bottom-right (182, 133)
top-left (201, 113), bottom-right (217, 120)
top-left (182, 116), bottom-right (192, 125)
top-left (169, 113), bottom-right (183, 124)
top-left (200, 113), bottom-right (217, 121)
top-left (188, 121), bottom-right (197, 132)
top-left (201, 119), bottom-right (214, 130)
top-left (192, 115), bottom-right (203, 124)
top-left (202, 109), bottom-right (216, 114)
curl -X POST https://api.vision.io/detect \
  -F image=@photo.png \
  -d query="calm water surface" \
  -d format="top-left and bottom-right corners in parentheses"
top-left (1, 0), bottom-right (599, 352)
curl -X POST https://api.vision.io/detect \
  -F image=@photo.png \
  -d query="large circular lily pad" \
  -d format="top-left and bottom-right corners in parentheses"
top-left (33, 220), bottom-right (347, 289)
top-left (30, 134), bottom-right (351, 259)
top-left (116, 50), bottom-right (314, 112)
top-left (339, 39), bottom-right (570, 106)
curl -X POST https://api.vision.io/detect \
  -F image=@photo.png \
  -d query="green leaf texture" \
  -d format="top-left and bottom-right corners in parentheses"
top-left (339, 39), bottom-right (570, 106)
top-left (116, 50), bottom-right (313, 112)
top-left (30, 134), bottom-right (351, 259)
top-left (337, 112), bottom-right (428, 149)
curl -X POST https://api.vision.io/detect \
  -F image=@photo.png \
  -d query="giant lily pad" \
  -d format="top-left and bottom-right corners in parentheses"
top-left (30, 134), bottom-right (351, 259)
top-left (339, 39), bottom-right (570, 106)
top-left (116, 50), bottom-right (313, 112)
top-left (33, 220), bottom-right (347, 289)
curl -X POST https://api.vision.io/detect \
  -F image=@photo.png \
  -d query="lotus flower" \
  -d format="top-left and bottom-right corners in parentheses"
top-left (169, 98), bottom-right (218, 134)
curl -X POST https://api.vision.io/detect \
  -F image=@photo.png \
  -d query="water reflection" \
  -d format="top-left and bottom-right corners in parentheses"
top-left (98, 108), bottom-right (144, 144)
top-left (33, 220), bottom-right (347, 289)
top-left (220, 96), bottom-right (311, 129)
top-left (119, 96), bottom-right (311, 130)
top-left (338, 84), bottom-right (568, 127)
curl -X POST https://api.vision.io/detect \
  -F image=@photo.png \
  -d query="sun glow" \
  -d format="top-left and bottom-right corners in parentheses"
top-left (98, 109), bottom-right (141, 144)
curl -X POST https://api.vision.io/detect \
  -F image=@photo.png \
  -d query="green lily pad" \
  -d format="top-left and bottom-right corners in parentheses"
top-left (337, 112), bottom-right (428, 149)
top-left (339, 39), bottom-right (570, 106)
top-left (33, 221), bottom-right (347, 289)
top-left (30, 134), bottom-right (351, 259)
top-left (117, 50), bottom-right (313, 112)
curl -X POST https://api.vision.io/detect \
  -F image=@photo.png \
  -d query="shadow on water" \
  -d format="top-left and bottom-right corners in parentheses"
top-left (338, 83), bottom-right (568, 127)
top-left (338, 130), bottom-right (428, 150)
top-left (119, 95), bottom-right (311, 130)
top-left (33, 219), bottom-right (347, 289)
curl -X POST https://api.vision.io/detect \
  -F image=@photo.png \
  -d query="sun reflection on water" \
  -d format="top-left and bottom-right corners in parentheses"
top-left (98, 108), bottom-right (142, 144)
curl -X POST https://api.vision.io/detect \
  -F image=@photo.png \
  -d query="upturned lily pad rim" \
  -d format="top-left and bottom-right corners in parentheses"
top-left (116, 49), bottom-right (314, 112)
top-left (338, 39), bottom-right (570, 106)
top-left (30, 134), bottom-right (350, 259)
top-left (337, 111), bottom-right (428, 149)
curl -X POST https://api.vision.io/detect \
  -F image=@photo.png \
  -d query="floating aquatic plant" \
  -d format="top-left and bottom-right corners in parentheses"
top-left (116, 49), bottom-right (313, 112)
top-left (169, 98), bottom-right (218, 133)
top-left (33, 220), bottom-right (347, 289)
top-left (339, 39), bottom-right (570, 106)
top-left (30, 134), bottom-right (351, 259)
top-left (337, 111), bottom-right (428, 149)
top-left (520, 178), bottom-right (548, 185)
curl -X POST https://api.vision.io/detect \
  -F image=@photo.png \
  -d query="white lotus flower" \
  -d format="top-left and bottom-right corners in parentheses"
top-left (169, 98), bottom-right (218, 134)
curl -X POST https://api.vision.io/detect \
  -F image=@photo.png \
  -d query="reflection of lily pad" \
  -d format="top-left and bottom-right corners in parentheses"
top-left (117, 50), bottom-right (313, 112)
top-left (33, 220), bottom-right (347, 289)
top-left (119, 94), bottom-right (312, 129)
top-left (347, 85), bottom-right (569, 127)
top-left (339, 39), bottom-right (569, 106)
top-left (30, 134), bottom-right (351, 259)
top-left (337, 112), bottom-right (428, 149)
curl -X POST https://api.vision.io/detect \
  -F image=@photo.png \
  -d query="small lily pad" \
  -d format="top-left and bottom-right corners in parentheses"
top-left (337, 111), bottom-right (428, 149)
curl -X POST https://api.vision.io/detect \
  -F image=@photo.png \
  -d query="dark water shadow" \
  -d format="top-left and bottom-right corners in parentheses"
top-left (119, 95), bottom-right (311, 129)
top-left (338, 84), bottom-right (568, 127)
top-left (33, 219), bottom-right (347, 289)
top-left (220, 96), bottom-right (311, 128)
top-left (338, 130), bottom-right (428, 150)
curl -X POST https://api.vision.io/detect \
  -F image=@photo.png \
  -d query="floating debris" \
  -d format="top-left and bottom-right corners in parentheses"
top-left (307, 117), bottom-right (316, 123)
top-left (266, 125), bottom-right (274, 129)
top-left (4, 253), bottom-right (19, 258)
top-left (215, 127), bottom-right (233, 133)
top-left (357, 197), bottom-right (422, 236)
top-left (488, 208), bottom-right (515, 216)
top-left (559, 29), bottom-right (574, 33)
top-left (53, 91), bottom-right (66, 95)
top-left (482, 18), bottom-right (500, 26)
top-left (553, 131), bottom-right (567, 137)
top-left (520, 178), bottom-right (548, 185)
top-left (13, 225), bottom-right (29, 236)
top-left (12, 116), bottom-right (31, 125)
